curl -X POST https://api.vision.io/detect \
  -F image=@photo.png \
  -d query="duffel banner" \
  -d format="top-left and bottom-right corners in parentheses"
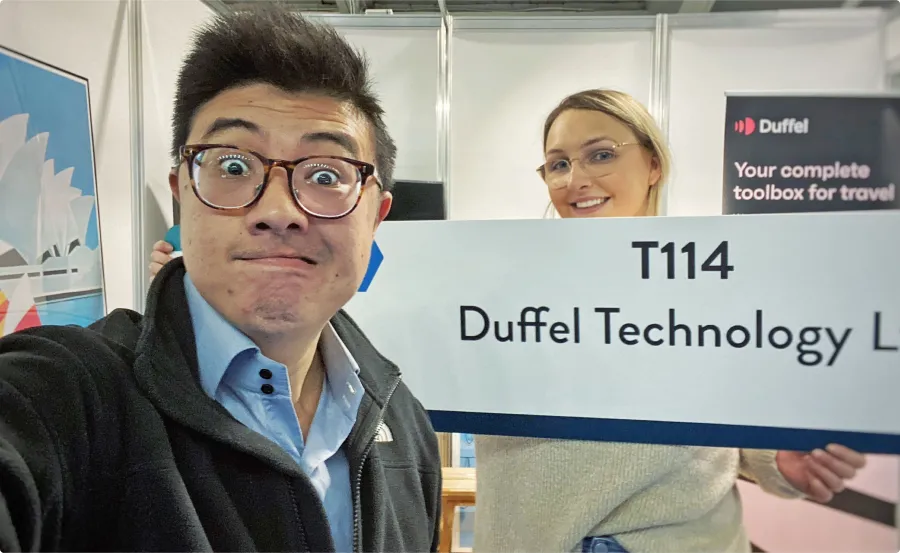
top-left (723, 92), bottom-right (900, 214)
top-left (345, 212), bottom-right (900, 453)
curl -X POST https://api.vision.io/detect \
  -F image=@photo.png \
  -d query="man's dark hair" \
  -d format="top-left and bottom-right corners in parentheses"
top-left (171, 3), bottom-right (397, 190)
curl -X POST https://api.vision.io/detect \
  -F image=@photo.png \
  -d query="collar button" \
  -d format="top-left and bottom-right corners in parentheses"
top-left (261, 383), bottom-right (275, 394)
top-left (259, 368), bottom-right (273, 379)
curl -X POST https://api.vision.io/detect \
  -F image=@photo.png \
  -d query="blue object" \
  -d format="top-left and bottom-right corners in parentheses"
top-left (184, 274), bottom-right (362, 552)
top-left (165, 225), bottom-right (182, 252)
top-left (582, 537), bottom-right (629, 553)
top-left (358, 241), bottom-right (383, 292)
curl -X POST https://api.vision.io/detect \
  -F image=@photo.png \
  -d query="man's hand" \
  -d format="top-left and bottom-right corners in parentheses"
top-left (776, 444), bottom-right (866, 503)
top-left (149, 240), bottom-right (175, 280)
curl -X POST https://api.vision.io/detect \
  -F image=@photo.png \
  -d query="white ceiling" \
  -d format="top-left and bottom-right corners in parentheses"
top-left (210, 0), bottom-right (897, 15)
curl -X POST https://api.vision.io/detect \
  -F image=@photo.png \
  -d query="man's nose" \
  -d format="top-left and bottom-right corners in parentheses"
top-left (245, 166), bottom-right (311, 235)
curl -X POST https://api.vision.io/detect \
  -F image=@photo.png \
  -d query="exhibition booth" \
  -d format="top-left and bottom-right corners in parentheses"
top-left (0, 0), bottom-right (898, 550)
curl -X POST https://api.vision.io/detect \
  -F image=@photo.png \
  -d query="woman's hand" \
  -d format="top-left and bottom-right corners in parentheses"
top-left (149, 240), bottom-right (175, 280)
top-left (776, 444), bottom-right (866, 503)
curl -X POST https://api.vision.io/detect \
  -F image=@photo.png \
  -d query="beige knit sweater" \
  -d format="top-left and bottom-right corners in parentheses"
top-left (473, 436), bottom-right (805, 553)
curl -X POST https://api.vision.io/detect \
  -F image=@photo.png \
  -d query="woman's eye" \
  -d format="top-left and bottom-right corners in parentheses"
top-left (590, 149), bottom-right (616, 162)
top-left (549, 160), bottom-right (570, 172)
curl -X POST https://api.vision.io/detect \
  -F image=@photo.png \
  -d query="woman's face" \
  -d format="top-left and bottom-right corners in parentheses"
top-left (543, 109), bottom-right (660, 219)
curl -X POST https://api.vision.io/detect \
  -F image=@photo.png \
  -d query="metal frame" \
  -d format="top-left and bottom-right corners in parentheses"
top-left (300, 13), bottom-right (441, 28)
top-left (726, 90), bottom-right (900, 97)
top-left (200, 0), bottom-right (230, 16)
top-left (128, 0), bottom-right (145, 312)
top-left (450, 14), bottom-right (656, 31)
top-left (649, 13), bottom-right (670, 215)
top-left (883, 6), bottom-right (900, 91)
top-left (439, 11), bottom-right (452, 219)
top-left (667, 6), bottom-right (884, 28)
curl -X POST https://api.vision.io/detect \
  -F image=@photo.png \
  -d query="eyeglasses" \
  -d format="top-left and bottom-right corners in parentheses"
top-left (179, 144), bottom-right (380, 219)
top-left (537, 141), bottom-right (641, 190)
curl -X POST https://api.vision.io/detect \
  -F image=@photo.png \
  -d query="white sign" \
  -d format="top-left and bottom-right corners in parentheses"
top-left (345, 212), bottom-right (900, 453)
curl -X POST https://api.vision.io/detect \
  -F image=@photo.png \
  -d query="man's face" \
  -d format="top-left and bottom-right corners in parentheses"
top-left (170, 83), bottom-right (392, 341)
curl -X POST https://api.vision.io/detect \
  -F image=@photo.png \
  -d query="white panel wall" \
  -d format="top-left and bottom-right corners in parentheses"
top-left (313, 17), bottom-right (443, 183)
top-left (141, 0), bottom-right (214, 290)
top-left (0, 0), bottom-right (134, 311)
top-left (666, 9), bottom-right (885, 217)
top-left (449, 21), bottom-right (656, 221)
top-left (663, 10), bottom-right (893, 551)
top-left (887, 15), bottom-right (900, 63)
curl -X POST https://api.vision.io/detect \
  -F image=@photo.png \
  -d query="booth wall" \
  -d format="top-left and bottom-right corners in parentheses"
top-left (664, 10), bottom-right (895, 551)
top-left (666, 9), bottom-right (886, 217)
top-left (448, 22), bottom-right (656, 221)
top-left (305, 15), bottom-right (443, 185)
top-left (338, 25), bottom-right (442, 183)
top-left (141, 0), bottom-right (214, 296)
top-left (887, 15), bottom-right (900, 62)
top-left (0, 0), bottom-right (134, 311)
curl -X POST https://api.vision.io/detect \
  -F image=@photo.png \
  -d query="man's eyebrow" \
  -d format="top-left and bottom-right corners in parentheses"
top-left (200, 118), bottom-right (262, 140)
top-left (301, 131), bottom-right (359, 158)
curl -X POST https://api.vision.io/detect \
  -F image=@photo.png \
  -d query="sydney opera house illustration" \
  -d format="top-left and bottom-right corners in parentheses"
top-left (0, 112), bottom-right (103, 337)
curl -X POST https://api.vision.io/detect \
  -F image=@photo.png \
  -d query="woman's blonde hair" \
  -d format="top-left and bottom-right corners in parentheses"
top-left (541, 89), bottom-right (672, 217)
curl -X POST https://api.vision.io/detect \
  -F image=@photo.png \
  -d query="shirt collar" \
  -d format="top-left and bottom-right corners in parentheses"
top-left (184, 273), bottom-right (361, 401)
top-left (184, 273), bottom-right (258, 398)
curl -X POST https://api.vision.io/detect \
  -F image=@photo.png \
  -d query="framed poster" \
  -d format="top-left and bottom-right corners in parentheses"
top-left (0, 45), bottom-right (105, 336)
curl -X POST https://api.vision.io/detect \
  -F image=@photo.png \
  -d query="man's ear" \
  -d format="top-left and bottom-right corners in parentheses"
top-left (169, 168), bottom-right (182, 202)
top-left (375, 191), bottom-right (392, 229)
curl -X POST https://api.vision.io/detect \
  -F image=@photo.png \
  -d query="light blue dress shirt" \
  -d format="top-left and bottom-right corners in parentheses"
top-left (184, 274), bottom-right (363, 552)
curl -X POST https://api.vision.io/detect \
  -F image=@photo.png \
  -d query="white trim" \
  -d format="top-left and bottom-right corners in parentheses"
top-left (649, 14), bottom-right (671, 216)
top-left (128, 0), bottom-right (146, 312)
top-left (301, 13), bottom-right (442, 28)
top-left (450, 14), bottom-right (656, 31)
top-left (668, 7), bottom-right (883, 29)
top-left (724, 90), bottom-right (900, 98)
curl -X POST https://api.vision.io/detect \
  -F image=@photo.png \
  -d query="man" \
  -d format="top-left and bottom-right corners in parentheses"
top-left (0, 5), bottom-right (441, 552)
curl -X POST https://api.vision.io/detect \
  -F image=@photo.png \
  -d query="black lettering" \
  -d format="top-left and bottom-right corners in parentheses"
top-left (701, 241), bottom-right (734, 279)
top-left (669, 309), bottom-right (691, 346)
top-left (644, 323), bottom-right (664, 346)
top-left (594, 307), bottom-right (620, 344)
top-left (825, 328), bottom-right (852, 366)
top-left (518, 306), bottom-right (549, 342)
top-left (573, 307), bottom-right (581, 344)
top-left (682, 242), bottom-right (696, 279)
top-left (619, 324), bottom-right (640, 345)
top-left (494, 321), bottom-right (514, 342)
top-left (797, 327), bottom-right (823, 366)
top-left (726, 325), bottom-right (750, 348)
top-left (632, 241), bottom-right (658, 279)
top-left (661, 242), bottom-right (675, 278)
top-left (460, 306), bottom-right (489, 341)
top-left (698, 324), bottom-right (721, 347)
top-left (755, 310), bottom-right (763, 348)
top-left (874, 312), bottom-right (898, 351)
top-left (550, 322), bottom-right (570, 343)
top-left (768, 326), bottom-right (792, 349)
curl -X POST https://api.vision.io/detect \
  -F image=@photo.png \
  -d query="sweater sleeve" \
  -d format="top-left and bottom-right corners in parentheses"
top-left (738, 449), bottom-right (805, 499)
top-left (0, 329), bottom-right (95, 551)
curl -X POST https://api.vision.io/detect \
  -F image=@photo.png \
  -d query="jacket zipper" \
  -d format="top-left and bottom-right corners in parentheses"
top-left (352, 376), bottom-right (401, 553)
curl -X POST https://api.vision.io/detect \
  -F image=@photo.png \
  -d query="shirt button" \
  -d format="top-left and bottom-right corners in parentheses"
top-left (259, 368), bottom-right (273, 379)
top-left (261, 383), bottom-right (275, 394)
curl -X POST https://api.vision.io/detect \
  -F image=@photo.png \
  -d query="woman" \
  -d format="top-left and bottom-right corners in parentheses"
top-left (148, 89), bottom-right (866, 553)
top-left (471, 89), bottom-right (866, 553)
